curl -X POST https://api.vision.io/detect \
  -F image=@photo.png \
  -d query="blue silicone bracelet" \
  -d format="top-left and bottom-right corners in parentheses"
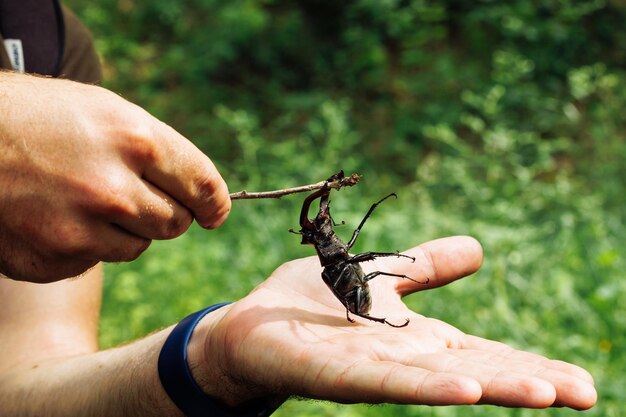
top-left (158, 303), bottom-right (280, 417)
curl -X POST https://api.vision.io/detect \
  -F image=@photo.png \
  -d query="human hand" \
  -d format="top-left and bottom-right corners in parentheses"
top-left (0, 72), bottom-right (230, 282)
top-left (189, 236), bottom-right (596, 410)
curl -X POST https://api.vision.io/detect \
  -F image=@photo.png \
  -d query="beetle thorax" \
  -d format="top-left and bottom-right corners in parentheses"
top-left (313, 232), bottom-right (349, 266)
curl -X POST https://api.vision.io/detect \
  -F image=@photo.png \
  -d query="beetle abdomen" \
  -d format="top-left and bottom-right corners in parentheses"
top-left (322, 263), bottom-right (372, 315)
top-left (350, 285), bottom-right (372, 315)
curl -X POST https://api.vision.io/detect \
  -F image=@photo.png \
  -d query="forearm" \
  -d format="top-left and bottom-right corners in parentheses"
top-left (0, 328), bottom-right (181, 417)
top-left (0, 267), bottom-right (184, 416)
top-left (0, 297), bottom-right (239, 417)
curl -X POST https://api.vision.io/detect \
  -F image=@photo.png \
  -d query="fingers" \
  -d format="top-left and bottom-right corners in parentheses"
top-left (310, 360), bottom-right (482, 405)
top-left (407, 352), bottom-right (558, 407)
top-left (108, 178), bottom-right (193, 240)
top-left (462, 335), bottom-right (595, 384)
top-left (2, 222), bottom-right (150, 283)
top-left (85, 223), bottom-right (152, 263)
top-left (42, 218), bottom-right (152, 265)
top-left (404, 337), bottom-right (597, 410)
top-left (391, 236), bottom-right (483, 296)
top-left (140, 121), bottom-right (231, 229)
top-left (460, 335), bottom-right (597, 409)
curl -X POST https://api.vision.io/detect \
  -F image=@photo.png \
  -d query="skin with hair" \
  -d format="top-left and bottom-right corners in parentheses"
top-left (0, 71), bottom-right (231, 283)
top-left (0, 237), bottom-right (597, 415)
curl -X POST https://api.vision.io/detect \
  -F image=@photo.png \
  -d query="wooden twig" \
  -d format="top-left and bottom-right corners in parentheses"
top-left (229, 172), bottom-right (361, 200)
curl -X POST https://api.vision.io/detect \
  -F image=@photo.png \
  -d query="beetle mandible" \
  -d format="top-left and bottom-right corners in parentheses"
top-left (291, 172), bottom-right (428, 327)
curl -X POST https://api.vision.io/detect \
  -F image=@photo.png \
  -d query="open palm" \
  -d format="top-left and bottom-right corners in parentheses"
top-left (201, 236), bottom-right (596, 410)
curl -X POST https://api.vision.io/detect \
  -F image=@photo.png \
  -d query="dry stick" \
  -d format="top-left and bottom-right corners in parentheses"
top-left (229, 173), bottom-right (361, 200)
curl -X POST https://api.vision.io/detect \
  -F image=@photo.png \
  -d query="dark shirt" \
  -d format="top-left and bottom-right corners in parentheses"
top-left (0, 0), bottom-right (63, 76)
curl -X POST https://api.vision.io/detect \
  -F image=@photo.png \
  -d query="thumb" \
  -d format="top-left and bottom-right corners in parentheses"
top-left (388, 236), bottom-right (483, 297)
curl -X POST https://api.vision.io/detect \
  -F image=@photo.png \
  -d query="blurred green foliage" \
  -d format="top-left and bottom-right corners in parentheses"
top-left (65, 0), bottom-right (625, 415)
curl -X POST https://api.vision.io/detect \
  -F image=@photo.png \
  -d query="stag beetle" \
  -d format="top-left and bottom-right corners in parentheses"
top-left (291, 172), bottom-right (427, 327)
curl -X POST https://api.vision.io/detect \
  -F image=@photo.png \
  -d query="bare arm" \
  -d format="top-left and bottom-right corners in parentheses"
top-left (0, 237), bottom-right (597, 415)
top-left (0, 265), bottom-right (183, 416)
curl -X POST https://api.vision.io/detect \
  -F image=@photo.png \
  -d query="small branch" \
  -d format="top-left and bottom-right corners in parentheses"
top-left (229, 172), bottom-right (361, 200)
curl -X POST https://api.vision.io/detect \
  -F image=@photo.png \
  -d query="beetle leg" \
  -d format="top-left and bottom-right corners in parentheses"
top-left (362, 270), bottom-right (429, 285)
top-left (347, 193), bottom-right (397, 249)
top-left (381, 317), bottom-right (410, 328)
top-left (345, 308), bottom-right (356, 323)
top-left (329, 213), bottom-right (346, 227)
top-left (348, 251), bottom-right (415, 264)
top-left (351, 311), bottom-right (410, 328)
top-left (337, 292), bottom-right (357, 323)
top-left (349, 286), bottom-right (410, 327)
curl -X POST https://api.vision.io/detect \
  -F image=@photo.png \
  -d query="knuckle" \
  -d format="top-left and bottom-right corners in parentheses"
top-left (100, 198), bottom-right (138, 220)
top-left (107, 104), bottom-right (160, 165)
top-left (75, 167), bottom-right (138, 217)
top-left (194, 170), bottom-right (222, 203)
top-left (137, 198), bottom-right (193, 239)
top-left (86, 174), bottom-right (139, 219)
top-left (192, 170), bottom-right (231, 227)
top-left (160, 211), bottom-right (193, 239)
top-left (125, 123), bottom-right (160, 164)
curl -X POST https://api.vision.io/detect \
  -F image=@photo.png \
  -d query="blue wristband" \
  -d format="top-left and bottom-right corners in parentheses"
top-left (158, 303), bottom-right (281, 417)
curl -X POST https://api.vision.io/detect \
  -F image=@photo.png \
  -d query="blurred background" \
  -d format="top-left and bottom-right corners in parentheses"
top-left (64, 0), bottom-right (625, 415)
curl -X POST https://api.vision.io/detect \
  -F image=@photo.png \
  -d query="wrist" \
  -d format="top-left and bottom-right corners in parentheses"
top-left (158, 303), bottom-right (284, 417)
top-left (186, 303), bottom-right (241, 406)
